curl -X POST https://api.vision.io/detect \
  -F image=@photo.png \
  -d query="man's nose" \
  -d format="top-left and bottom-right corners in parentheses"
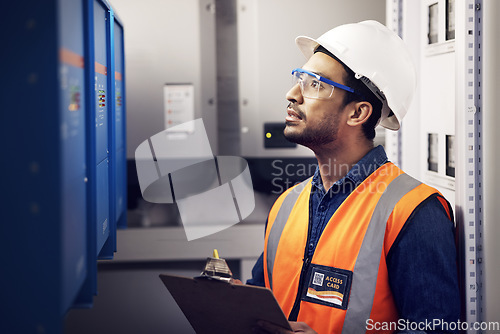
top-left (286, 83), bottom-right (303, 104)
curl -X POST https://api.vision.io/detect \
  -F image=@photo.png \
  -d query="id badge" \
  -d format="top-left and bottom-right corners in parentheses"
top-left (302, 263), bottom-right (353, 310)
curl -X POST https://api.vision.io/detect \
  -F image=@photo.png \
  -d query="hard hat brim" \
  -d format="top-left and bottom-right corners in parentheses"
top-left (296, 36), bottom-right (320, 60)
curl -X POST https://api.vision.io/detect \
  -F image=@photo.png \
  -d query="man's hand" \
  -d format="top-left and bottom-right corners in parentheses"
top-left (254, 320), bottom-right (318, 334)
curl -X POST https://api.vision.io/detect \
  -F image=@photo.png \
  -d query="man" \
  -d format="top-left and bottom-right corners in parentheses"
top-left (248, 21), bottom-right (460, 334)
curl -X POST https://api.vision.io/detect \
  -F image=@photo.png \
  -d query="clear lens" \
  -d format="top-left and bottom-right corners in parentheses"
top-left (292, 70), bottom-right (334, 99)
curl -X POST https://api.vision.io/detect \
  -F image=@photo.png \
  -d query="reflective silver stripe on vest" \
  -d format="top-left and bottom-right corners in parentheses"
top-left (266, 178), bottom-right (311, 290)
top-left (342, 173), bottom-right (421, 334)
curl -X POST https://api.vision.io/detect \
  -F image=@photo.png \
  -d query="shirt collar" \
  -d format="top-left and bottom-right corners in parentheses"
top-left (311, 145), bottom-right (388, 192)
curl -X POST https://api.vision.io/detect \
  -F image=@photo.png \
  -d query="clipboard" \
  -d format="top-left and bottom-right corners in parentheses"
top-left (159, 274), bottom-right (292, 334)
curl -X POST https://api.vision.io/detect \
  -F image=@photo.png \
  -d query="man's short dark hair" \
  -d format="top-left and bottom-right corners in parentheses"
top-left (315, 46), bottom-right (382, 140)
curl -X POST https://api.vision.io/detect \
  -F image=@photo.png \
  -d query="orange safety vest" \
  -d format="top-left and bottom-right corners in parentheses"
top-left (264, 163), bottom-right (452, 334)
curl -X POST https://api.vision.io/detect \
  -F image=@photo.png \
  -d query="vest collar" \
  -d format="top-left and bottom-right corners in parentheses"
top-left (311, 145), bottom-right (389, 193)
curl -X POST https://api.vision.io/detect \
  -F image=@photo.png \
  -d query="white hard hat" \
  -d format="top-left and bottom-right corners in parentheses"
top-left (296, 20), bottom-right (417, 130)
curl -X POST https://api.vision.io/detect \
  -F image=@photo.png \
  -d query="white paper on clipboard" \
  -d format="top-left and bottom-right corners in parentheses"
top-left (164, 83), bottom-right (195, 134)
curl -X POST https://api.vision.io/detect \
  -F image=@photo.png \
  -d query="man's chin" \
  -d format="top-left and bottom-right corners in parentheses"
top-left (283, 130), bottom-right (301, 145)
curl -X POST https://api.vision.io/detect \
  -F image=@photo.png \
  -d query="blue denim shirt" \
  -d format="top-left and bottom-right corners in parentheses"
top-left (247, 146), bottom-right (460, 334)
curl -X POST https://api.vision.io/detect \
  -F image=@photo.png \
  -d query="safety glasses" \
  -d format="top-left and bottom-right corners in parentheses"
top-left (291, 68), bottom-right (360, 99)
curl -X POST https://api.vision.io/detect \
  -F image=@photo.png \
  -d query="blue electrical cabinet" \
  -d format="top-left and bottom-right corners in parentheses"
top-left (92, 0), bottom-right (111, 256)
top-left (114, 13), bottom-right (128, 231)
top-left (99, 4), bottom-right (128, 258)
top-left (76, 0), bottom-right (114, 304)
top-left (0, 0), bottom-right (88, 332)
top-left (0, 0), bottom-right (125, 332)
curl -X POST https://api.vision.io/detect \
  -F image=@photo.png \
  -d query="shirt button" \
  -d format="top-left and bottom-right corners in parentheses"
top-left (309, 242), bottom-right (314, 249)
top-left (319, 205), bottom-right (326, 211)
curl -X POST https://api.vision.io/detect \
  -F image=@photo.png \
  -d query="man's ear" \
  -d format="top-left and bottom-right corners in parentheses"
top-left (346, 101), bottom-right (373, 127)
